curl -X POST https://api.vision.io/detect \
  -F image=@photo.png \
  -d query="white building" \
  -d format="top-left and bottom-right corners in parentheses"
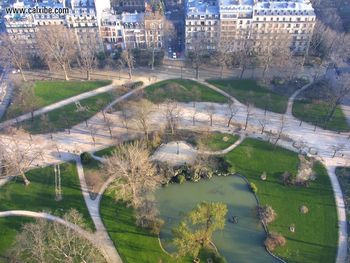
top-left (185, 0), bottom-right (316, 53)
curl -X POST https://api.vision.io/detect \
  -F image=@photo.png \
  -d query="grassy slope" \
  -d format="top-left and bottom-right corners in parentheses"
top-left (145, 79), bottom-right (228, 103)
top-left (207, 79), bottom-right (288, 113)
top-left (0, 163), bottom-right (92, 257)
top-left (225, 138), bottom-right (338, 263)
top-left (22, 93), bottom-right (112, 134)
top-left (5, 80), bottom-right (111, 119)
top-left (293, 100), bottom-right (350, 132)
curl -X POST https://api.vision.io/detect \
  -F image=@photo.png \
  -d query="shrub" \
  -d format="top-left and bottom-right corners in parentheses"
top-left (259, 205), bottom-right (277, 224)
top-left (212, 254), bottom-right (228, 263)
top-left (261, 171), bottom-right (267, 181)
top-left (281, 171), bottom-right (295, 186)
top-left (249, 182), bottom-right (258, 193)
top-left (81, 152), bottom-right (93, 165)
top-left (264, 233), bottom-right (286, 251)
top-left (176, 175), bottom-right (186, 184)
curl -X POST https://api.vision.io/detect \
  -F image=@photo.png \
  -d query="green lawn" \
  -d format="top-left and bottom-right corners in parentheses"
top-left (145, 79), bottom-right (228, 103)
top-left (207, 79), bottom-right (288, 113)
top-left (4, 80), bottom-right (111, 119)
top-left (0, 162), bottom-right (92, 258)
top-left (293, 100), bottom-right (350, 132)
top-left (94, 146), bottom-right (117, 158)
top-left (21, 92), bottom-right (113, 134)
top-left (200, 132), bottom-right (239, 151)
top-left (224, 138), bottom-right (338, 263)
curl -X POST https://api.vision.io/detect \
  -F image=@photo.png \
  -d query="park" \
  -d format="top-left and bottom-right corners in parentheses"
top-left (0, 71), bottom-right (348, 263)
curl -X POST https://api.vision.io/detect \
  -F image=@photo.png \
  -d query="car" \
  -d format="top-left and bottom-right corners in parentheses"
top-left (172, 52), bottom-right (177, 59)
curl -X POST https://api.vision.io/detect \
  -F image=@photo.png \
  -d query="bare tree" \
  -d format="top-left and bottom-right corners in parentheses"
top-left (205, 104), bottom-right (216, 127)
top-left (0, 34), bottom-right (29, 81)
top-left (212, 40), bottom-right (233, 78)
top-left (192, 106), bottom-right (198, 126)
top-left (258, 115), bottom-right (269, 134)
top-left (244, 104), bottom-right (253, 130)
top-left (77, 36), bottom-right (98, 80)
top-left (332, 144), bottom-right (345, 158)
top-left (104, 116), bottom-right (114, 138)
top-left (129, 99), bottom-right (155, 140)
top-left (19, 82), bottom-right (39, 121)
top-left (120, 49), bottom-right (135, 79)
top-left (164, 99), bottom-right (182, 134)
top-left (325, 74), bottom-right (350, 124)
top-left (258, 32), bottom-right (291, 80)
top-left (226, 102), bottom-right (238, 127)
top-left (87, 124), bottom-right (98, 145)
top-left (274, 115), bottom-right (286, 146)
top-left (0, 131), bottom-right (41, 185)
top-left (102, 141), bottom-right (161, 208)
top-left (9, 209), bottom-right (105, 263)
top-left (186, 34), bottom-right (210, 79)
top-left (36, 25), bottom-right (77, 80)
top-left (237, 39), bottom-right (255, 79)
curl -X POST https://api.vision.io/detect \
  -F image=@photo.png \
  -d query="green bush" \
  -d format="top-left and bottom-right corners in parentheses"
top-left (81, 152), bottom-right (93, 165)
top-left (176, 175), bottom-right (186, 184)
top-left (213, 254), bottom-right (228, 263)
top-left (249, 182), bottom-right (258, 193)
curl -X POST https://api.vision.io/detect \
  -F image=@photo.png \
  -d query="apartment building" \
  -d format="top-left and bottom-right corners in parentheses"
top-left (122, 12), bottom-right (146, 49)
top-left (99, 4), bottom-right (167, 51)
top-left (112, 0), bottom-right (145, 13)
top-left (185, 0), bottom-right (316, 53)
top-left (100, 11), bottom-right (125, 50)
top-left (185, 0), bottom-right (220, 50)
top-left (4, 0), bottom-right (102, 52)
top-left (253, 0), bottom-right (315, 53)
top-left (144, 10), bottom-right (165, 49)
top-left (66, 0), bottom-right (102, 50)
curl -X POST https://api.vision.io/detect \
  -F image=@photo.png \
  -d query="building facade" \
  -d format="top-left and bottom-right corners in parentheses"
top-left (185, 0), bottom-right (316, 53)
top-left (4, 0), bottom-right (102, 52)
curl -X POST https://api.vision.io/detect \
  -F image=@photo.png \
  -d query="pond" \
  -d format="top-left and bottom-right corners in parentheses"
top-left (156, 175), bottom-right (280, 263)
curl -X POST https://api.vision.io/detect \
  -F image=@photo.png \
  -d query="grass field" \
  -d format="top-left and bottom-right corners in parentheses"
top-left (224, 139), bottom-right (338, 263)
top-left (0, 162), bottom-right (92, 258)
top-left (21, 92), bottom-right (113, 134)
top-left (4, 80), bottom-right (111, 119)
top-left (145, 79), bottom-right (228, 104)
top-left (201, 132), bottom-right (239, 151)
top-left (207, 79), bottom-right (288, 113)
top-left (293, 100), bottom-right (350, 132)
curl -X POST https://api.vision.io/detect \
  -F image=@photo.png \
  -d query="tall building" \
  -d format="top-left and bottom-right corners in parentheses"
top-left (185, 0), bottom-right (316, 53)
top-left (185, 0), bottom-right (220, 50)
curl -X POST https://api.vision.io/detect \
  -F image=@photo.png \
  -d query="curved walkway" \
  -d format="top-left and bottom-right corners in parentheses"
top-left (285, 82), bottom-right (314, 116)
top-left (0, 82), bottom-right (118, 129)
top-left (325, 164), bottom-right (348, 263)
top-left (75, 156), bottom-right (123, 263)
top-left (0, 210), bottom-right (93, 240)
top-left (201, 135), bottom-right (246, 155)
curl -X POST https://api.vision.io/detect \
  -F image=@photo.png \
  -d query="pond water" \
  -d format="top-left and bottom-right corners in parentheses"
top-left (156, 175), bottom-right (279, 263)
